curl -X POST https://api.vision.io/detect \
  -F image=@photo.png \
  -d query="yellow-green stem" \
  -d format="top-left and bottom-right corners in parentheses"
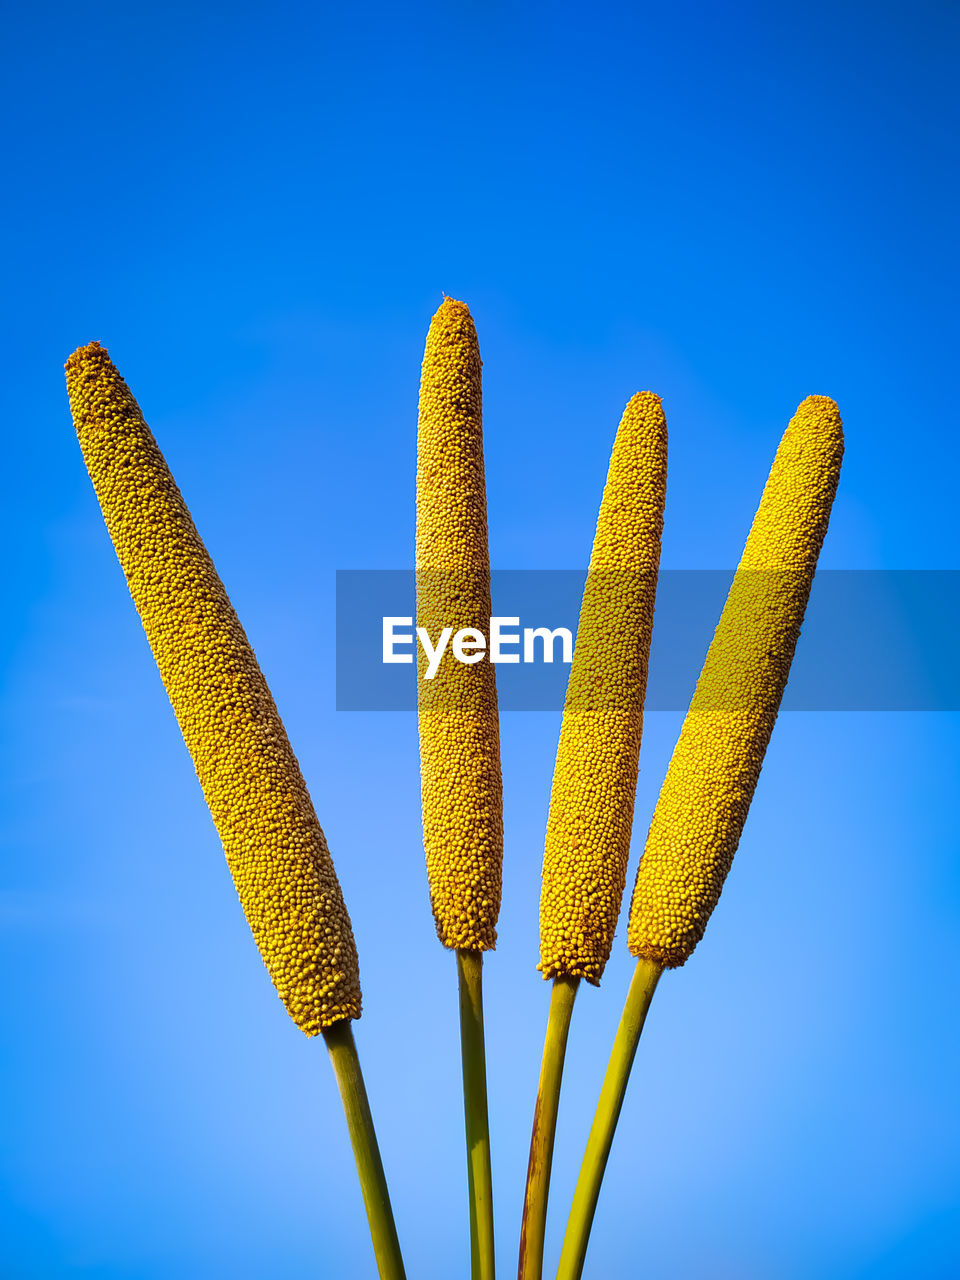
top-left (518, 976), bottom-right (579, 1280)
top-left (323, 1019), bottom-right (406, 1280)
top-left (555, 958), bottom-right (661, 1280)
top-left (457, 948), bottom-right (496, 1280)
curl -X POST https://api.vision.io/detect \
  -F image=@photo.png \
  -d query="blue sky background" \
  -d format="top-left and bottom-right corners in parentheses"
top-left (2, 1), bottom-right (959, 1276)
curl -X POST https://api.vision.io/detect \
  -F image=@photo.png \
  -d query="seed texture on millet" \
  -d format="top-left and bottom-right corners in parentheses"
top-left (65, 342), bottom-right (361, 1034)
top-left (628, 395), bottom-right (844, 968)
top-left (416, 299), bottom-right (503, 952)
top-left (538, 392), bottom-right (668, 985)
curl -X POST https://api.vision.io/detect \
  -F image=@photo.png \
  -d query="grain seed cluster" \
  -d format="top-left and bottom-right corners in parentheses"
top-left (416, 300), bottom-right (504, 952)
top-left (539, 393), bottom-right (668, 984)
top-left (628, 396), bottom-right (844, 967)
top-left (66, 342), bottom-right (361, 1034)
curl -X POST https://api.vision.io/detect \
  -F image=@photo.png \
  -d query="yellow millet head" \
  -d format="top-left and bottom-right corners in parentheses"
top-left (65, 342), bottom-right (361, 1034)
top-left (628, 395), bottom-right (844, 968)
top-left (416, 298), bottom-right (503, 951)
top-left (539, 392), bottom-right (668, 984)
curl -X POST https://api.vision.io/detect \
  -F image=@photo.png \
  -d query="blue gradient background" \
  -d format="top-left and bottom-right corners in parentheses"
top-left (2, 2), bottom-right (958, 1276)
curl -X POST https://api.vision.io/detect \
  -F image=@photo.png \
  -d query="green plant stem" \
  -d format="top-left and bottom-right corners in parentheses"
top-left (518, 976), bottom-right (579, 1280)
top-left (323, 1019), bottom-right (406, 1280)
top-left (555, 957), bottom-right (662, 1280)
top-left (457, 948), bottom-right (496, 1280)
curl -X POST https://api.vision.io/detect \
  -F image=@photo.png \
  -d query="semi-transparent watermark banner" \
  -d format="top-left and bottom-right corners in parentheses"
top-left (335, 570), bottom-right (959, 711)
